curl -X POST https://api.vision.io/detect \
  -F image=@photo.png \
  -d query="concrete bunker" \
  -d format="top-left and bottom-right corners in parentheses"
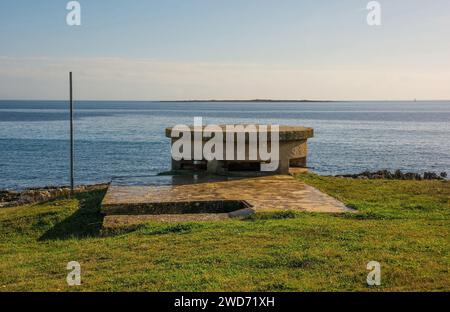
top-left (166, 125), bottom-right (314, 175)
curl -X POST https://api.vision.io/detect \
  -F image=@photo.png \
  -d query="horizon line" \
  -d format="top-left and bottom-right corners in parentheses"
top-left (1, 99), bottom-right (450, 103)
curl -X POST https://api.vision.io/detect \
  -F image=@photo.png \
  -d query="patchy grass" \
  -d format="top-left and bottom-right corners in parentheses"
top-left (0, 175), bottom-right (449, 292)
top-left (296, 173), bottom-right (450, 220)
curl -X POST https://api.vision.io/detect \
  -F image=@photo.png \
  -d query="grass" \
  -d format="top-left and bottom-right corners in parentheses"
top-left (0, 174), bottom-right (449, 291)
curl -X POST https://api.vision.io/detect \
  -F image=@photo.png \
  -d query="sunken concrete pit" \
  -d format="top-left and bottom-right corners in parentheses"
top-left (103, 199), bottom-right (252, 215)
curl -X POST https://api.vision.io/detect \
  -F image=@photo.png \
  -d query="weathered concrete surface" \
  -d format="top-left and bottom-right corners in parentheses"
top-left (104, 212), bottom-right (231, 229)
top-left (101, 175), bottom-right (353, 227)
top-left (288, 167), bottom-right (309, 175)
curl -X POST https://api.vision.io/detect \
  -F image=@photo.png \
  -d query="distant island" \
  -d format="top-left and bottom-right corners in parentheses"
top-left (158, 99), bottom-right (338, 103)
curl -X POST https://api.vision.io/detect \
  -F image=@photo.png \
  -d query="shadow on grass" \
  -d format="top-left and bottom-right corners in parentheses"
top-left (39, 189), bottom-right (106, 241)
top-left (243, 210), bottom-right (299, 221)
top-left (101, 222), bottom-right (202, 237)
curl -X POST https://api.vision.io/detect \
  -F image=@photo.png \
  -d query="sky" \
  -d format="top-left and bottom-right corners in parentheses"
top-left (1, 0), bottom-right (450, 100)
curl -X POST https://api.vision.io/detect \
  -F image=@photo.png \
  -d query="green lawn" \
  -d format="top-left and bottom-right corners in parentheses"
top-left (0, 174), bottom-right (449, 291)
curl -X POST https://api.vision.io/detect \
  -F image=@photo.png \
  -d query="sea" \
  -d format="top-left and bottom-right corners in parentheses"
top-left (0, 100), bottom-right (449, 190)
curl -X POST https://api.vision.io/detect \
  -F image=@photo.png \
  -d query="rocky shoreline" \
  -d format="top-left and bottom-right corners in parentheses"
top-left (1, 170), bottom-right (448, 208)
top-left (336, 170), bottom-right (448, 180)
top-left (0, 184), bottom-right (108, 208)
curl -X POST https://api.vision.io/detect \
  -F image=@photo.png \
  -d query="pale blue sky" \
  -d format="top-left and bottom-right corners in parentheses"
top-left (1, 0), bottom-right (450, 100)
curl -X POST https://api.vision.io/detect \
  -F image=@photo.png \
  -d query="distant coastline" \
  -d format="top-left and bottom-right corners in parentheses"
top-left (1, 99), bottom-right (338, 103)
top-left (158, 99), bottom-right (338, 103)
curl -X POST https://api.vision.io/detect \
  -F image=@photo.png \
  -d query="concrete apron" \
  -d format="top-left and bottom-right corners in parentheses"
top-left (101, 174), bottom-right (354, 230)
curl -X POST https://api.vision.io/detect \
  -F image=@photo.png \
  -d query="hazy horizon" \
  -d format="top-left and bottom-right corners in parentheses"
top-left (2, 99), bottom-right (450, 103)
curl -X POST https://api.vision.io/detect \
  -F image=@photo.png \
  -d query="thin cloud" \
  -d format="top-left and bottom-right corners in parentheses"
top-left (0, 56), bottom-right (449, 100)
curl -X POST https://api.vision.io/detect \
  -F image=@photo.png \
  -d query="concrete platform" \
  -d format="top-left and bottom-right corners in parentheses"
top-left (101, 174), bottom-right (353, 229)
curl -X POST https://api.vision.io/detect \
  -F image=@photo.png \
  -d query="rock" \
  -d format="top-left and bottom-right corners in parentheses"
top-left (0, 190), bottom-right (20, 202)
top-left (338, 170), bottom-right (447, 181)
top-left (0, 183), bottom-right (109, 208)
top-left (423, 172), bottom-right (440, 180)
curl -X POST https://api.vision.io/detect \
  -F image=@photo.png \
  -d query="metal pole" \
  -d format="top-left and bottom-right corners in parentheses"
top-left (69, 72), bottom-right (74, 196)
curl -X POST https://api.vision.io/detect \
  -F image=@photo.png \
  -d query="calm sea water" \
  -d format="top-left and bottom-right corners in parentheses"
top-left (0, 100), bottom-right (449, 189)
